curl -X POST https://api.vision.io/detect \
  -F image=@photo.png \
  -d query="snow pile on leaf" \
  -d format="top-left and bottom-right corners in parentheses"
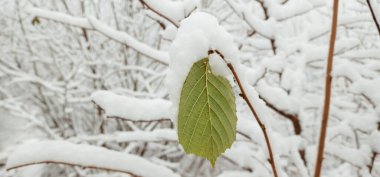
top-left (167, 12), bottom-right (239, 125)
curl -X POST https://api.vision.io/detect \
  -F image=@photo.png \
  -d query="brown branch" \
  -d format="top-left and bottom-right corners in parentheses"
top-left (7, 161), bottom-right (139, 177)
top-left (259, 95), bottom-right (301, 135)
top-left (210, 50), bottom-right (279, 177)
top-left (257, 0), bottom-right (277, 55)
top-left (228, 63), bottom-right (279, 177)
top-left (254, 74), bottom-right (306, 166)
top-left (139, 0), bottom-right (179, 28)
top-left (261, 96), bottom-right (306, 169)
top-left (270, 39), bottom-right (277, 55)
top-left (368, 152), bottom-right (378, 173)
top-left (366, 0), bottom-right (380, 36)
top-left (299, 149), bottom-right (307, 166)
top-left (313, 0), bottom-right (339, 177)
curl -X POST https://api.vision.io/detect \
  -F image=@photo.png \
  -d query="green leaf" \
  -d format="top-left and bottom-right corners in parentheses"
top-left (178, 58), bottom-right (237, 166)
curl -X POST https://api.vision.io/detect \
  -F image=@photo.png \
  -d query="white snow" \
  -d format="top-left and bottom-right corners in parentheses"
top-left (333, 60), bottom-right (362, 81)
top-left (225, 0), bottom-right (275, 39)
top-left (242, 83), bottom-right (273, 127)
top-left (257, 80), bottom-right (299, 114)
top-left (161, 25), bottom-right (178, 40)
top-left (76, 129), bottom-right (177, 143)
top-left (91, 90), bottom-right (172, 121)
top-left (342, 49), bottom-right (380, 59)
top-left (6, 140), bottom-right (180, 177)
top-left (370, 131), bottom-right (380, 153)
top-left (331, 108), bottom-right (378, 133)
top-left (217, 171), bottom-right (253, 177)
top-left (350, 78), bottom-right (380, 106)
top-left (265, 0), bottom-right (315, 21)
top-left (26, 7), bottom-right (92, 28)
top-left (325, 143), bottom-right (371, 167)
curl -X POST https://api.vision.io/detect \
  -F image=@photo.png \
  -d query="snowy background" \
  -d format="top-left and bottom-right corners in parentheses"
top-left (0, 0), bottom-right (379, 177)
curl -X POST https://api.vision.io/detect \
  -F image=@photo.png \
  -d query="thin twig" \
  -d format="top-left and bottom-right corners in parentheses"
top-left (259, 95), bottom-right (301, 135)
top-left (366, 0), bottom-right (380, 36)
top-left (209, 50), bottom-right (279, 177)
top-left (313, 0), bottom-right (339, 177)
top-left (368, 152), bottom-right (378, 173)
top-left (139, 0), bottom-right (179, 28)
top-left (256, 0), bottom-right (277, 55)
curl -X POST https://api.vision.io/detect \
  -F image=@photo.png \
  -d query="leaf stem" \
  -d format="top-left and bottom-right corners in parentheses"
top-left (209, 50), bottom-right (279, 177)
top-left (313, 0), bottom-right (339, 177)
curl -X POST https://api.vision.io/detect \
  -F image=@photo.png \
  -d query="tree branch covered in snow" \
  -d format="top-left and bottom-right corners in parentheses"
top-left (6, 141), bottom-right (180, 177)
top-left (91, 90), bottom-right (172, 122)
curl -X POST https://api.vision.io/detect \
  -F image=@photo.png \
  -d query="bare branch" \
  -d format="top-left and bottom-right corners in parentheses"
top-left (366, 0), bottom-right (380, 36)
top-left (314, 0), bottom-right (340, 176)
top-left (259, 95), bottom-right (301, 135)
top-left (139, 0), bottom-right (179, 28)
top-left (210, 50), bottom-right (279, 177)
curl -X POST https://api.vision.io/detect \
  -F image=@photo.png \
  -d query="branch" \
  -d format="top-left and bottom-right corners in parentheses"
top-left (256, 0), bottom-right (276, 55)
top-left (210, 50), bottom-right (279, 177)
top-left (139, 0), bottom-right (179, 28)
top-left (26, 7), bottom-right (169, 64)
top-left (366, 0), bottom-right (380, 36)
top-left (368, 152), bottom-right (378, 173)
top-left (6, 141), bottom-right (180, 177)
top-left (224, 0), bottom-right (274, 40)
top-left (314, 0), bottom-right (339, 177)
top-left (259, 95), bottom-right (301, 135)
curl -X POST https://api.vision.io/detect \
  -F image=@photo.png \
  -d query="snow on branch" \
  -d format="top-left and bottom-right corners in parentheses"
top-left (225, 0), bottom-right (275, 39)
top-left (75, 129), bottom-right (177, 143)
top-left (326, 143), bottom-right (371, 168)
top-left (26, 7), bottom-right (169, 64)
top-left (308, 14), bottom-right (372, 40)
top-left (91, 90), bottom-right (172, 122)
top-left (6, 140), bottom-right (180, 177)
top-left (265, 0), bottom-right (324, 21)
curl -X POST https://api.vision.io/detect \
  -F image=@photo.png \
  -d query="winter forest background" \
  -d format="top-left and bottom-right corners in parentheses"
top-left (0, 0), bottom-right (380, 177)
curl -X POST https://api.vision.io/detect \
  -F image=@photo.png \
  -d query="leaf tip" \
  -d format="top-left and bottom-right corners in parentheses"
top-left (210, 160), bottom-right (216, 168)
